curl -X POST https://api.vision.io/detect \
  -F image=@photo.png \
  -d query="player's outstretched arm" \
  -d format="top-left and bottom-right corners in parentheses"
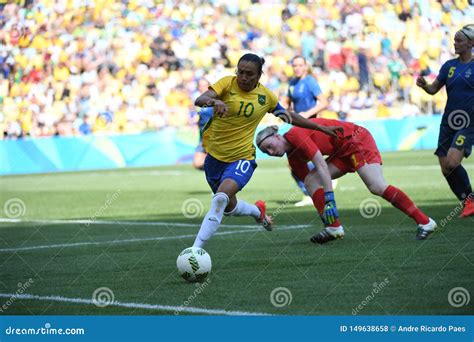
top-left (289, 111), bottom-right (343, 138)
top-left (416, 76), bottom-right (443, 95)
top-left (271, 103), bottom-right (343, 138)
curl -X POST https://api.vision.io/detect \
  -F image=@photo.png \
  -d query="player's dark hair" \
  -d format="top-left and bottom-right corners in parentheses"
top-left (238, 53), bottom-right (265, 75)
top-left (459, 24), bottom-right (474, 41)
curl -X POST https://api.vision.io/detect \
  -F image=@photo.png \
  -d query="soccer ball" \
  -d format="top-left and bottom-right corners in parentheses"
top-left (176, 247), bottom-right (212, 282)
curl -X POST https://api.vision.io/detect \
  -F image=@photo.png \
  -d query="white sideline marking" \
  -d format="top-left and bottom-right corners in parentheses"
top-left (0, 218), bottom-right (264, 229)
top-left (88, 164), bottom-right (474, 176)
top-left (54, 164), bottom-right (474, 178)
top-left (0, 221), bottom-right (310, 253)
top-left (0, 293), bottom-right (271, 316)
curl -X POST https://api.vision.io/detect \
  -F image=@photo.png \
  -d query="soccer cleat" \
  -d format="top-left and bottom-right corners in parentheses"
top-left (255, 200), bottom-right (273, 231)
top-left (310, 226), bottom-right (344, 244)
top-left (415, 218), bottom-right (437, 240)
top-left (459, 198), bottom-right (474, 218)
top-left (295, 195), bottom-right (313, 207)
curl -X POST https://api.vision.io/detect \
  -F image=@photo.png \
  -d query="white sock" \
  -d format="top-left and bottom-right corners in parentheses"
top-left (225, 200), bottom-right (260, 219)
top-left (193, 192), bottom-right (229, 248)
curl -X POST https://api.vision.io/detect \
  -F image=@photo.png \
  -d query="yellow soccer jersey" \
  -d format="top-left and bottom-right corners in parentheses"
top-left (202, 76), bottom-right (278, 162)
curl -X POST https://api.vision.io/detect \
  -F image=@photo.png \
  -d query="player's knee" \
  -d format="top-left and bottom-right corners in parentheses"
top-left (223, 202), bottom-right (237, 216)
top-left (367, 183), bottom-right (385, 196)
top-left (442, 159), bottom-right (461, 174)
top-left (212, 192), bottom-right (229, 209)
top-left (304, 174), bottom-right (320, 190)
top-left (193, 156), bottom-right (205, 170)
top-left (303, 179), bottom-right (314, 195)
top-left (193, 163), bottom-right (204, 170)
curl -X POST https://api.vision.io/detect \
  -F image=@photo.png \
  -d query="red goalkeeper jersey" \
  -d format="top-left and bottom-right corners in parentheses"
top-left (284, 118), bottom-right (378, 180)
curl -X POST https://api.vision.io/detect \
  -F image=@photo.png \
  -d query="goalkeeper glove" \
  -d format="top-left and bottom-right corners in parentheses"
top-left (323, 191), bottom-right (339, 225)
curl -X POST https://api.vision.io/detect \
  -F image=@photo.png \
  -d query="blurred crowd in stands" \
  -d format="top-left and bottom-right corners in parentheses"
top-left (1, 0), bottom-right (473, 138)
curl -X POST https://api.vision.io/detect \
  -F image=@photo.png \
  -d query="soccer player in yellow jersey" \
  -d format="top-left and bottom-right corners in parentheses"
top-left (192, 53), bottom-right (342, 248)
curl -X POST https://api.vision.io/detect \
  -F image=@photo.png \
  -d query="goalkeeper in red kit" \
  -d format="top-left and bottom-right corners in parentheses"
top-left (256, 118), bottom-right (437, 243)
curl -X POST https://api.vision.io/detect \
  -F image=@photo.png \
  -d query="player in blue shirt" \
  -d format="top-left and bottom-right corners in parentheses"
top-left (284, 56), bottom-right (331, 207)
top-left (192, 78), bottom-right (212, 170)
top-left (416, 24), bottom-right (474, 218)
top-left (193, 106), bottom-right (213, 170)
top-left (286, 56), bottom-right (329, 119)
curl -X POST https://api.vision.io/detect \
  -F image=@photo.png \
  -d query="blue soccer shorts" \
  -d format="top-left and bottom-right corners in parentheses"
top-left (435, 125), bottom-right (474, 158)
top-left (204, 154), bottom-right (257, 193)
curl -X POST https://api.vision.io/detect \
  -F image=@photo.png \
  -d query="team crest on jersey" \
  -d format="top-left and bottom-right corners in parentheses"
top-left (258, 94), bottom-right (266, 105)
top-left (465, 68), bottom-right (472, 78)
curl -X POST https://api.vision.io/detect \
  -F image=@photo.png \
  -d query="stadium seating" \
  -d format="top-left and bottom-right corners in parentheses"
top-left (0, 0), bottom-right (472, 138)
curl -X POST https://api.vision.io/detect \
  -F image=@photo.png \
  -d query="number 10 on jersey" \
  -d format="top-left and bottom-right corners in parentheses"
top-left (237, 101), bottom-right (254, 117)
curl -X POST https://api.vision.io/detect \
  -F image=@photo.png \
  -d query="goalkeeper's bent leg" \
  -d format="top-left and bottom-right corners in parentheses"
top-left (358, 164), bottom-right (429, 225)
top-left (382, 185), bottom-right (429, 225)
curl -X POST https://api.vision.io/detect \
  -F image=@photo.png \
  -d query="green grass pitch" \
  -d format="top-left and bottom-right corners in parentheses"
top-left (0, 150), bottom-right (473, 315)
